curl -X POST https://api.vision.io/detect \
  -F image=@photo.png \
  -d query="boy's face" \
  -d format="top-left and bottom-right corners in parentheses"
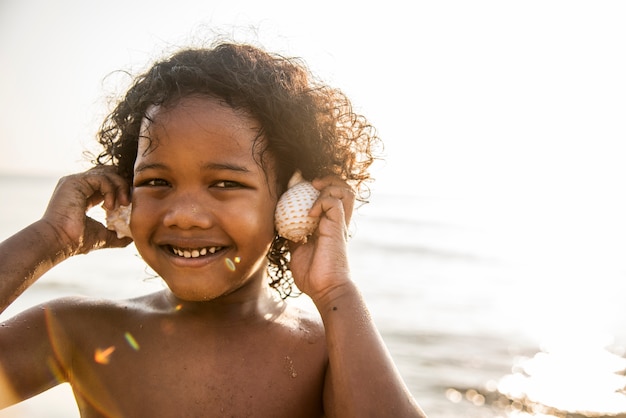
top-left (130, 96), bottom-right (279, 302)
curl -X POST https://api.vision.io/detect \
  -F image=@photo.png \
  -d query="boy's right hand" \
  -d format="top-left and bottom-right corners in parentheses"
top-left (41, 166), bottom-right (132, 257)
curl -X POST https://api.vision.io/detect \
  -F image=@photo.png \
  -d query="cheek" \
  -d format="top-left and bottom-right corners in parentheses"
top-left (233, 203), bottom-right (276, 238)
top-left (128, 194), bottom-right (158, 234)
top-left (259, 199), bottom-right (280, 234)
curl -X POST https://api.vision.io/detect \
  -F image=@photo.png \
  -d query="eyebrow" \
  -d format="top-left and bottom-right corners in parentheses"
top-left (134, 162), bottom-right (168, 174)
top-left (202, 162), bottom-right (251, 173)
top-left (134, 162), bottom-right (251, 174)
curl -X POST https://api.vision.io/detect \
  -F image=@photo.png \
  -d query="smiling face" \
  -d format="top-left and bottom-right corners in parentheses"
top-left (130, 96), bottom-right (279, 302)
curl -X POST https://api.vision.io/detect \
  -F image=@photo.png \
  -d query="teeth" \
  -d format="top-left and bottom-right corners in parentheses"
top-left (171, 246), bottom-right (222, 258)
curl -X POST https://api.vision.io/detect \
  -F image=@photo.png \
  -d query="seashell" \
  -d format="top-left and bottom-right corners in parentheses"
top-left (275, 171), bottom-right (320, 243)
top-left (105, 203), bottom-right (133, 239)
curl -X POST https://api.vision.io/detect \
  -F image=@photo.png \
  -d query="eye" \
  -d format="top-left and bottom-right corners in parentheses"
top-left (214, 180), bottom-right (242, 189)
top-left (135, 178), bottom-right (170, 187)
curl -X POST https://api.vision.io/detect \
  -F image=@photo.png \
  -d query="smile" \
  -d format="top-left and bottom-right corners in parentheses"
top-left (169, 246), bottom-right (224, 258)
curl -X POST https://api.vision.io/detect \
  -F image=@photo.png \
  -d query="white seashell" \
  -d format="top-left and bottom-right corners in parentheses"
top-left (105, 203), bottom-right (133, 239)
top-left (275, 171), bottom-right (320, 243)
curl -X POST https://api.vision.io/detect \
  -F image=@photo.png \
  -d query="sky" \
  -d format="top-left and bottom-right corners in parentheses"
top-left (1, 0), bottom-right (625, 200)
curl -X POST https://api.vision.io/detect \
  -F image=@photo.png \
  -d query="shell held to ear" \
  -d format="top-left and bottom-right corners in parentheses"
top-left (105, 204), bottom-right (133, 239)
top-left (274, 171), bottom-right (320, 243)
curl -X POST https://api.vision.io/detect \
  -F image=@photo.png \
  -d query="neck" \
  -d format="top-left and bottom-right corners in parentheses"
top-left (160, 284), bottom-right (285, 324)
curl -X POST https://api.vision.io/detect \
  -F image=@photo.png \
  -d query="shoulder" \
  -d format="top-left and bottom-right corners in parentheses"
top-left (0, 295), bottom-right (137, 394)
top-left (3, 296), bottom-right (130, 343)
top-left (279, 299), bottom-right (326, 342)
top-left (42, 291), bottom-right (165, 315)
top-left (10, 293), bottom-right (162, 348)
top-left (40, 294), bottom-right (144, 320)
top-left (2, 295), bottom-right (127, 327)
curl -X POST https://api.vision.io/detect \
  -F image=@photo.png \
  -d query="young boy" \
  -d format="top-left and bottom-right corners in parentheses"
top-left (0, 42), bottom-right (426, 417)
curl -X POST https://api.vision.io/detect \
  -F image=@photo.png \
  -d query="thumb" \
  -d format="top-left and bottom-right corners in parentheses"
top-left (79, 217), bottom-right (132, 253)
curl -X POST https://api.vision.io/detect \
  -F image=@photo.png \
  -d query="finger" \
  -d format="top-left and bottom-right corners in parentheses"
top-left (102, 230), bottom-right (133, 249)
top-left (307, 194), bottom-right (350, 243)
top-left (88, 167), bottom-right (131, 209)
top-left (312, 177), bottom-right (355, 203)
top-left (82, 168), bottom-right (131, 211)
top-left (311, 175), bottom-right (351, 190)
top-left (310, 194), bottom-right (346, 220)
top-left (309, 182), bottom-right (355, 225)
top-left (82, 217), bottom-right (132, 253)
top-left (309, 187), bottom-right (353, 216)
top-left (101, 168), bottom-right (131, 207)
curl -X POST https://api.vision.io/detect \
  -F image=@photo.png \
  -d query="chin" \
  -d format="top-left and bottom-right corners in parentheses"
top-left (167, 280), bottom-right (249, 303)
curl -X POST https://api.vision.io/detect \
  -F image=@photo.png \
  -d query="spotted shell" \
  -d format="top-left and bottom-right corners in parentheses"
top-left (275, 172), bottom-right (320, 243)
top-left (105, 204), bottom-right (133, 239)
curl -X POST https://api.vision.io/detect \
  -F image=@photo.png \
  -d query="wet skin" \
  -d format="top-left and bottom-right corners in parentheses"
top-left (0, 95), bottom-right (426, 417)
top-left (0, 97), bottom-right (328, 417)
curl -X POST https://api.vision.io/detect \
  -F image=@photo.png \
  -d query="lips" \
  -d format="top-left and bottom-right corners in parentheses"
top-left (168, 245), bottom-right (225, 259)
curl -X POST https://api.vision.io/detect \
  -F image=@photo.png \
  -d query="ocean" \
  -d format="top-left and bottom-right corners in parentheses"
top-left (1, 173), bottom-right (626, 418)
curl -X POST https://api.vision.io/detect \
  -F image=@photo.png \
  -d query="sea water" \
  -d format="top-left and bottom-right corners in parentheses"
top-left (1, 173), bottom-right (626, 417)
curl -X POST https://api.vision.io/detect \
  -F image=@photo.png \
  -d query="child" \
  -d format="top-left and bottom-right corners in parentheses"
top-left (0, 42), bottom-right (426, 417)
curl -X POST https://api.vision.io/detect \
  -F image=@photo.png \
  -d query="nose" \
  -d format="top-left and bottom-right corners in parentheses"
top-left (162, 192), bottom-right (214, 230)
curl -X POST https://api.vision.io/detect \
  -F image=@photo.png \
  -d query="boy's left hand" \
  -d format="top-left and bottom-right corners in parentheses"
top-left (287, 176), bottom-right (355, 306)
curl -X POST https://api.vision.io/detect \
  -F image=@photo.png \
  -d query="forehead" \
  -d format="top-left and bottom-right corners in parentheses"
top-left (141, 97), bottom-right (259, 143)
top-left (135, 96), bottom-right (275, 177)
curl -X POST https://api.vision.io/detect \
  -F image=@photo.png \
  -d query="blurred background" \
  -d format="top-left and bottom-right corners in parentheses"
top-left (1, 1), bottom-right (626, 416)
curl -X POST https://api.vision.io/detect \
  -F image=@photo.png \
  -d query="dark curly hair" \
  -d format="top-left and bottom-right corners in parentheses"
top-left (95, 41), bottom-right (381, 298)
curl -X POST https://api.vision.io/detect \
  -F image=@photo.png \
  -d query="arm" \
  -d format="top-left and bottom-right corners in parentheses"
top-left (0, 167), bottom-right (131, 408)
top-left (0, 219), bottom-right (69, 312)
top-left (289, 177), bottom-right (427, 418)
top-left (0, 167), bottom-right (131, 313)
top-left (319, 283), bottom-right (425, 417)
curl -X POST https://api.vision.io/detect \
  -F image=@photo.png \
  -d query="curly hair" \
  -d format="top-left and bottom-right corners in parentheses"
top-left (96, 41), bottom-right (381, 298)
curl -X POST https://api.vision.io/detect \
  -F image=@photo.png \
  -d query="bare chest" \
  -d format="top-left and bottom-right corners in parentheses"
top-left (67, 319), bottom-right (326, 417)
